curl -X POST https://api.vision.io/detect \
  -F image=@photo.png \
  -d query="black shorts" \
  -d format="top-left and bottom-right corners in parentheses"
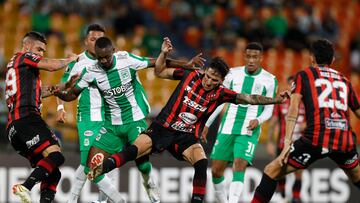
top-left (288, 137), bottom-right (359, 170)
top-left (143, 121), bottom-right (198, 161)
top-left (6, 114), bottom-right (59, 167)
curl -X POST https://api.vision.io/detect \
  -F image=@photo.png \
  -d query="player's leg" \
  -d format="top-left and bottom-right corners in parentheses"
top-left (275, 147), bottom-right (286, 200)
top-left (40, 168), bottom-right (61, 203)
top-left (183, 143), bottom-right (208, 203)
top-left (10, 116), bottom-right (65, 203)
top-left (91, 121), bottom-right (158, 179)
top-left (329, 150), bottom-right (360, 190)
top-left (210, 133), bottom-right (235, 203)
top-left (86, 124), bottom-right (127, 203)
top-left (229, 133), bottom-right (259, 203)
top-left (126, 119), bottom-right (160, 203)
top-left (252, 138), bottom-right (322, 203)
top-left (292, 169), bottom-right (303, 203)
top-left (67, 121), bottom-right (103, 203)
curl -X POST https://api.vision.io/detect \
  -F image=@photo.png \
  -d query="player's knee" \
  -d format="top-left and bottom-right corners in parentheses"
top-left (52, 168), bottom-right (62, 183)
top-left (125, 145), bottom-right (139, 161)
top-left (47, 151), bottom-right (65, 167)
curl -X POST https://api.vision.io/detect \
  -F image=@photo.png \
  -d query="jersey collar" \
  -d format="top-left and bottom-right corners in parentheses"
top-left (85, 50), bottom-right (97, 60)
top-left (245, 66), bottom-right (262, 76)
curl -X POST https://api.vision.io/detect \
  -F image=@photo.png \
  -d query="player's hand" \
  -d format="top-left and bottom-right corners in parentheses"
top-left (278, 140), bottom-right (292, 166)
top-left (276, 90), bottom-right (290, 103)
top-left (65, 73), bottom-right (81, 89)
top-left (247, 119), bottom-right (259, 130)
top-left (56, 109), bottom-right (66, 123)
top-left (266, 142), bottom-right (276, 157)
top-left (185, 53), bottom-right (206, 70)
top-left (200, 126), bottom-right (209, 143)
top-left (161, 37), bottom-right (173, 54)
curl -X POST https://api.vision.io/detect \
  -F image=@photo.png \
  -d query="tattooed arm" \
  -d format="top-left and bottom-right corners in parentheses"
top-left (37, 54), bottom-right (78, 72)
top-left (235, 91), bottom-right (288, 105)
top-left (41, 85), bottom-right (55, 98)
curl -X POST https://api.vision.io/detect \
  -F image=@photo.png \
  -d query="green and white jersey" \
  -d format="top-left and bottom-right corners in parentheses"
top-left (76, 51), bottom-right (150, 125)
top-left (208, 66), bottom-right (278, 136)
top-left (61, 51), bottom-right (104, 122)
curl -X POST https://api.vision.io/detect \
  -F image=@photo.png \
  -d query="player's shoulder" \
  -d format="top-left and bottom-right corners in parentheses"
top-left (227, 66), bottom-right (245, 78)
top-left (260, 68), bottom-right (276, 79)
top-left (114, 51), bottom-right (130, 60)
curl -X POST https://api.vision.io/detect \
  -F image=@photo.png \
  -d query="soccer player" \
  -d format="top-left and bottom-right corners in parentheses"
top-left (251, 39), bottom-right (360, 203)
top-left (5, 31), bottom-right (77, 203)
top-left (57, 23), bottom-right (133, 203)
top-left (266, 76), bottom-right (306, 203)
top-left (201, 42), bottom-right (278, 203)
top-left (54, 36), bottom-right (204, 203)
top-left (87, 38), bottom-right (288, 203)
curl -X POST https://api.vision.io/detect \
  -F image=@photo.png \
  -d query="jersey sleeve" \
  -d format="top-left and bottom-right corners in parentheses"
top-left (292, 71), bottom-right (306, 95)
top-left (222, 71), bottom-right (232, 88)
top-left (60, 61), bottom-right (77, 83)
top-left (75, 69), bottom-right (93, 90)
top-left (348, 82), bottom-right (360, 112)
top-left (220, 87), bottom-right (238, 104)
top-left (22, 52), bottom-right (42, 68)
top-left (172, 68), bottom-right (192, 80)
top-left (126, 52), bottom-right (150, 70)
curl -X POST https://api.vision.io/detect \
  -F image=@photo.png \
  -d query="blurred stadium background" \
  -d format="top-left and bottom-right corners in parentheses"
top-left (0, 0), bottom-right (360, 202)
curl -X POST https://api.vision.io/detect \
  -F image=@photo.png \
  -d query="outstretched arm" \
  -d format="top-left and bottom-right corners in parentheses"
top-left (235, 91), bottom-right (289, 105)
top-left (37, 54), bottom-right (78, 72)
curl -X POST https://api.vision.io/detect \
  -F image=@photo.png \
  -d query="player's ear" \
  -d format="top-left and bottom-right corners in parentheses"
top-left (331, 56), bottom-right (335, 65)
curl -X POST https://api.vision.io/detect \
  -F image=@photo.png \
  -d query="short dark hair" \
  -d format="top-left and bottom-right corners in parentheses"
top-left (95, 37), bottom-right (113, 49)
top-left (23, 31), bottom-right (47, 44)
top-left (208, 57), bottom-right (229, 78)
top-left (86, 23), bottom-right (106, 35)
top-left (310, 39), bottom-right (334, 65)
top-left (246, 42), bottom-right (263, 53)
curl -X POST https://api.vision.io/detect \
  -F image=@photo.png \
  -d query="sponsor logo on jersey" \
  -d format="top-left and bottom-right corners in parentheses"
top-left (26, 134), bottom-right (40, 149)
top-left (171, 121), bottom-right (194, 133)
top-left (325, 118), bottom-right (348, 130)
top-left (254, 84), bottom-right (263, 94)
top-left (330, 112), bottom-right (342, 119)
top-left (183, 96), bottom-right (207, 112)
top-left (179, 112), bottom-right (197, 124)
top-left (84, 130), bottom-right (94, 137)
top-left (104, 82), bottom-right (132, 97)
top-left (119, 69), bottom-right (131, 82)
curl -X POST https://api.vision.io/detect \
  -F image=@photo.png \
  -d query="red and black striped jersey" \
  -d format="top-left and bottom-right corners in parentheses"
top-left (5, 52), bottom-right (43, 125)
top-left (292, 66), bottom-right (360, 152)
top-left (156, 69), bottom-right (238, 138)
top-left (273, 100), bottom-right (306, 149)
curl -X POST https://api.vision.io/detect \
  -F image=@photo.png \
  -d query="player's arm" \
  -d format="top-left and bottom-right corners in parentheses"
top-left (278, 93), bottom-right (302, 166)
top-left (41, 85), bottom-right (56, 98)
top-left (54, 86), bottom-right (82, 101)
top-left (154, 37), bottom-right (177, 79)
top-left (266, 113), bottom-right (280, 157)
top-left (37, 54), bottom-right (78, 72)
top-left (235, 91), bottom-right (288, 105)
top-left (354, 108), bottom-right (360, 118)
